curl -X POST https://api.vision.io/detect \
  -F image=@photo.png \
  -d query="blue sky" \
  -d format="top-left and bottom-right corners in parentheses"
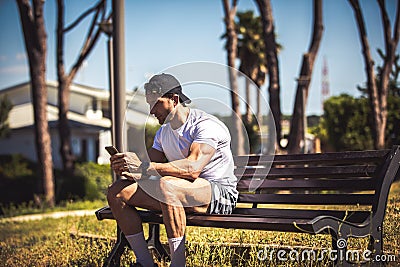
top-left (0, 0), bottom-right (399, 115)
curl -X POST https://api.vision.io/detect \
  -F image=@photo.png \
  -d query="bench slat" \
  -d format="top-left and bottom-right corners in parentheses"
top-left (185, 214), bottom-right (315, 232)
top-left (238, 193), bottom-right (374, 205)
top-left (96, 206), bottom-right (372, 225)
top-left (234, 149), bottom-right (389, 166)
top-left (236, 178), bottom-right (377, 191)
top-left (235, 165), bottom-right (377, 179)
top-left (134, 210), bottom-right (315, 232)
top-left (231, 208), bottom-right (371, 223)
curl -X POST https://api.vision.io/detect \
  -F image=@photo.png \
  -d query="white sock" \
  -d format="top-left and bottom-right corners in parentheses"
top-left (125, 232), bottom-right (154, 267)
top-left (168, 235), bottom-right (186, 267)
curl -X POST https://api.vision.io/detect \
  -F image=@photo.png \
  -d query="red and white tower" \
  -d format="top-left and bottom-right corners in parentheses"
top-left (321, 56), bottom-right (330, 112)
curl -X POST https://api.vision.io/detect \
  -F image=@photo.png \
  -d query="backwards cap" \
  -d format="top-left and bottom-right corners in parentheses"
top-left (144, 73), bottom-right (191, 104)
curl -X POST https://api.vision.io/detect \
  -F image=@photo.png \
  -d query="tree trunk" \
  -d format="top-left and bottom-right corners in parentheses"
top-left (348, 0), bottom-right (382, 149)
top-left (16, 0), bottom-right (55, 207)
top-left (56, 0), bottom-right (106, 172)
top-left (255, 0), bottom-right (281, 151)
top-left (222, 0), bottom-right (245, 155)
top-left (256, 86), bottom-right (262, 125)
top-left (375, 0), bottom-right (399, 148)
top-left (244, 77), bottom-right (252, 125)
top-left (287, 0), bottom-right (323, 154)
top-left (57, 0), bottom-right (75, 173)
top-left (349, 0), bottom-right (399, 149)
top-left (255, 67), bottom-right (267, 126)
top-left (376, 0), bottom-right (399, 149)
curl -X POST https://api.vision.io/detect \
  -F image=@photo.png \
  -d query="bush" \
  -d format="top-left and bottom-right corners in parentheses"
top-left (317, 94), bottom-right (400, 151)
top-left (0, 154), bottom-right (33, 178)
top-left (74, 162), bottom-right (112, 201)
top-left (55, 162), bottom-right (112, 202)
top-left (0, 155), bottom-right (112, 209)
top-left (0, 155), bottom-right (39, 206)
top-left (318, 94), bottom-right (374, 151)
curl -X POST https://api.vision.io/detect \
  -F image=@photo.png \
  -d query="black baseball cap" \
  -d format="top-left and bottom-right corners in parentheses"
top-left (144, 73), bottom-right (191, 104)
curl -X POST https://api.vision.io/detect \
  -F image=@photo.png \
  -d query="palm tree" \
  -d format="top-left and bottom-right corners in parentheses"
top-left (222, 0), bottom-right (245, 155)
top-left (254, 0), bottom-right (282, 151)
top-left (235, 11), bottom-right (284, 154)
top-left (56, 0), bottom-right (107, 173)
top-left (236, 11), bottom-right (266, 126)
top-left (236, 11), bottom-right (283, 125)
top-left (286, 0), bottom-right (323, 154)
top-left (16, 0), bottom-right (55, 207)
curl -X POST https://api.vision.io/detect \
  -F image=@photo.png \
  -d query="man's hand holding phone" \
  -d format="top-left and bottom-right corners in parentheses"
top-left (105, 146), bottom-right (119, 156)
top-left (106, 146), bottom-right (143, 181)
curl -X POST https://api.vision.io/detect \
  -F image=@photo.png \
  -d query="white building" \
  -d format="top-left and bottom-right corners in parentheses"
top-left (0, 81), bottom-right (157, 168)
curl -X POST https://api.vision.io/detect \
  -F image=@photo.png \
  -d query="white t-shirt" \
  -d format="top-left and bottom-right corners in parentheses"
top-left (152, 108), bottom-right (238, 195)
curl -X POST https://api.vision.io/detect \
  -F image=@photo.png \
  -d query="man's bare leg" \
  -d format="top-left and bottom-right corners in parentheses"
top-left (155, 176), bottom-right (211, 267)
top-left (107, 179), bottom-right (162, 267)
top-left (107, 179), bottom-right (162, 234)
top-left (107, 177), bottom-right (211, 267)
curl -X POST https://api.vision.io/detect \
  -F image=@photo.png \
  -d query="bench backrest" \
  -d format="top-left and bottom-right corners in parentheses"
top-left (233, 146), bottom-right (400, 215)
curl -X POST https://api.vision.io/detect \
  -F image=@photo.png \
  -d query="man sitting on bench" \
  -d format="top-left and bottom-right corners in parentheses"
top-left (108, 73), bottom-right (239, 267)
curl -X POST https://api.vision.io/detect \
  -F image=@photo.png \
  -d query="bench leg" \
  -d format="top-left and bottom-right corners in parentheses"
top-left (331, 233), bottom-right (354, 267)
top-left (146, 223), bottom-right (170, 261)
top-left (103, 227), bottom-right (128, 267)
top-left (368, 226), bottom-right (383, 257)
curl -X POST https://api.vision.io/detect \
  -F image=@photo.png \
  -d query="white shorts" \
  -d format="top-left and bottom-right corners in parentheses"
top-left (207, 181), bottom-right (237, 214)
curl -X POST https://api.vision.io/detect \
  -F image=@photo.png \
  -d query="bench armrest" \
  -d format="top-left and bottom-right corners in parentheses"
top-left (95, 206), bottom-right (114, 220)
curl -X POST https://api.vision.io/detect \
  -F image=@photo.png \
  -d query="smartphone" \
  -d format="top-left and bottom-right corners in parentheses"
top-left (105, 146), bottom-right (119, 155)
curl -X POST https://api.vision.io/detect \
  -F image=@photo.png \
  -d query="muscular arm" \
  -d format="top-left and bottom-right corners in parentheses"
top-left (147, 142), bottom-right (216, 180)
top-left (113, 142), bottom-right (215, 181)
top-left (111, 147), bottom-right (166, 178)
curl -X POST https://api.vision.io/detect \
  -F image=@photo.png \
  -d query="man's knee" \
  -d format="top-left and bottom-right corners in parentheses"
top-left (159, 176), bottom-right (183, 204)
top-left (106, 180), bottom-right (137, 206)
top-left (106, 182), bottom-right (120, 206)
top-left (159, 176), bottom-right (175, 194)
top-left (159, 176), bottom-right (182, 193)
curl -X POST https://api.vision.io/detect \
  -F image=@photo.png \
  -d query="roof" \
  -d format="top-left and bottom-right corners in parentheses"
top-left (8, 103), bottom-right (111, 129)
top-left (2, 81), bottom-right (157, 129)
top-left (0, 80), bottom-right (107, 97)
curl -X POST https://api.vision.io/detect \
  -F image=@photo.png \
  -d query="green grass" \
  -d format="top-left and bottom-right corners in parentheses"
top-left (0, 182), bottom-right (399, 266)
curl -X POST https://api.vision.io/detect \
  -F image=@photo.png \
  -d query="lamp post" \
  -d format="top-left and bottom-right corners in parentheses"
top-left (99, 0), bottom-right (126, 184)
top-left (99, 19), bottom-right (118, 185)
top-left (112, 0), bottom-right (126, 161)
top-left (99, 19), bottom-right (115, 147)
top-left (109, 3), bottom-right (127, 264)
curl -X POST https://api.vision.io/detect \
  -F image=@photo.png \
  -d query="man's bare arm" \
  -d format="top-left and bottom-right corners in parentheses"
top-left (147, 142), bottom-right (216, 180)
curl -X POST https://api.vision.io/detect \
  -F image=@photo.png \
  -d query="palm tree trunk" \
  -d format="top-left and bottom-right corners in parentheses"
top-left (245, 77), bottom-right (252, 125)
top-left (222, 0), bottom-right (245, 155)
top-left (287, 0), bottom-right (323, 154)
top-left (256, 86), bottom-right (262, 125)
top-left (255, 0), bottom-right (282, 151)
top-left (16, 0), bottom-right (55, 207)
top-left (57, 0), bottom-right (74, 172)
top-left (56, 0), bottom-right (106, 172)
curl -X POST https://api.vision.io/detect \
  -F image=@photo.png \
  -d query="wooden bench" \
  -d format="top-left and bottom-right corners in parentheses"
top-left (95, 145), bottom-right (400, 266)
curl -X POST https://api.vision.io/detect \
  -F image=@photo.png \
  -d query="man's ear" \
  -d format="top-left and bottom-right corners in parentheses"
top-left (172, 94), bottom-right (179, 106)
